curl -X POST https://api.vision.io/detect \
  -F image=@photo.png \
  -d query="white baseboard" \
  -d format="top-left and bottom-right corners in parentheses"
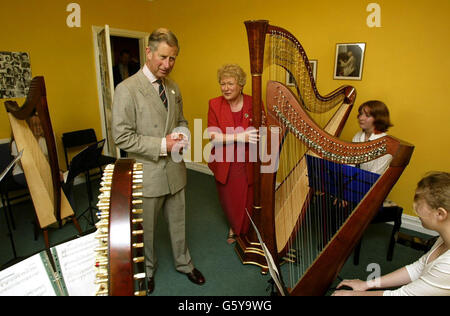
top-left (399, 214), bottom-right (438, 237)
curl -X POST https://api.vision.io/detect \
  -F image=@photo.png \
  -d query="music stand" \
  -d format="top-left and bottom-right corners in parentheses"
top-left (0, 150), bottom-right (23, 262)
top-left (65, 139), bottom-right (105, 227)
top-left (306, 154), bottom-right (380, 204)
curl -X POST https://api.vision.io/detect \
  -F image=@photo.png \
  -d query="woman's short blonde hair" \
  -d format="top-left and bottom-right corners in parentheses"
top-left (217, 64), bottom-right (246, 86)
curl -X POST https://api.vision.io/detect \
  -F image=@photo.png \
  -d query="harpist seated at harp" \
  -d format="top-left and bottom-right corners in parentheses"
top-left (292, 100), bottom-right (396, 262)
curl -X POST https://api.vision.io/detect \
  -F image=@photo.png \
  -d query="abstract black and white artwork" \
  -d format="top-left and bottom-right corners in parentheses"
top-left (0, 51), bottom-right (32, 99)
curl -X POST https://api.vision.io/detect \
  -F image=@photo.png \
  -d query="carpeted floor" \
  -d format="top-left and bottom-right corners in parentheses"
top-left (0, 169), bottom-right (432, 296)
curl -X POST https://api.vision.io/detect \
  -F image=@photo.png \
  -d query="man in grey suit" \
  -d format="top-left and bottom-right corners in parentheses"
top-left (112, 28), bottom-right (205, 294)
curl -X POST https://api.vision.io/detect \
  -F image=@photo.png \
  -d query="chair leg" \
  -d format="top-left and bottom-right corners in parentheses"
top-left (387, 221), bottom-right (402, 261)
top-left (72, 216), bottom-right (83, 234)
top-left (387, 208), bottom-right (403, 261)
top-left (4, 192), bottom-right (16, 230)
top-left (33, 220), bottom-right (39, 241)
top-left (43, 229), bottom-right (50, 250)
top-left (353, 239), bottom-right (362, 265)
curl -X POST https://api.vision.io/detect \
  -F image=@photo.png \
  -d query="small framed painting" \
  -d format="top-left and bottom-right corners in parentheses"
top-left (333, 43), bottom-right (366, 80)
top-left (286, 59), bottom-right (318, 86)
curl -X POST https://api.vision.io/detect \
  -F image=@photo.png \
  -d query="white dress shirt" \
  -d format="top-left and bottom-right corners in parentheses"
top-left (142, 64), bottom-right (168, 156)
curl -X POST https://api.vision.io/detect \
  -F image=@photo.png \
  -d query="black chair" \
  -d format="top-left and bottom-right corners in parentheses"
top-left (353, 205), bottom-right (403, 265)
top-left (0, 143), bottom-right (30, 230)
top-left (62, 128), bottom-right (116, 173)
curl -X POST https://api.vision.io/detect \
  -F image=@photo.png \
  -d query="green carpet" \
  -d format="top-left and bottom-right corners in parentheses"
top-left (0, 169), bottom-right (430, 296)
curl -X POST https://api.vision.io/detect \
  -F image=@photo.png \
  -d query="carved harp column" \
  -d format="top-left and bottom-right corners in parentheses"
top-left (4, 76), bottom-right (80, 247)
top-left (94, 159), bottom-right (146, 296)
top-left (235, 20), bottom-right (356, 272)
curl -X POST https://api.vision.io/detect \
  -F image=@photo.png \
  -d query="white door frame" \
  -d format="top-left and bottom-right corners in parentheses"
top-left (92, 26), bottom-right (149, 156)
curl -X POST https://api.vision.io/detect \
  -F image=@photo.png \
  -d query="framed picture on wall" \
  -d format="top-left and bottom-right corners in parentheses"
top-left (286, 59), bottom-right (318, 86)
top-left (333, 43), bottom-right (366, 80)
top-left (286, 71), bottom-right (295, 87)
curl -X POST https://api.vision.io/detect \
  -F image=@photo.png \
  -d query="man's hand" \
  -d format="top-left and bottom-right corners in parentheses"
top-left (166, 132), bottom-right (188, 153)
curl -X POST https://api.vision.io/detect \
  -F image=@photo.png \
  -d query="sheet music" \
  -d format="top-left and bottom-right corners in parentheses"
top-left (0, 253), bottom-right (56, 296)
top-left (0, 150), bottom-right (23, 183)
top-left (245, 209), bottom-right (287, 296)
top-left (52, 233), bottom-right (97, 296)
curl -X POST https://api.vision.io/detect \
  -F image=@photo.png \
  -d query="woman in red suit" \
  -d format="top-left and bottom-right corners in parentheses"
top-left (207, 64), bottom-right (258, 244)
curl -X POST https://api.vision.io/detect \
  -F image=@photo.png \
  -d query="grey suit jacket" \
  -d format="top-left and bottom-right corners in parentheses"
top-left (112, 69), bottom-right (188, 197)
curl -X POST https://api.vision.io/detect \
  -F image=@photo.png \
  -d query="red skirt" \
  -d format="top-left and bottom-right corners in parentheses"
top-left (215, 162), bottom-right (253, 235)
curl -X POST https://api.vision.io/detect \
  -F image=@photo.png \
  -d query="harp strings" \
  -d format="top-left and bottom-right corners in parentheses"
top-left (268, 31), bottom-right (345, 117)
top-left (265, 30), bottom-right (365, 289)
top-left (277, 124), bottom-right (366, 290)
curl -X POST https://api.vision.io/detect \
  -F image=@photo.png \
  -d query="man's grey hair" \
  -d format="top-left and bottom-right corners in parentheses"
top-left (148, 28), bottom-right (179, 53)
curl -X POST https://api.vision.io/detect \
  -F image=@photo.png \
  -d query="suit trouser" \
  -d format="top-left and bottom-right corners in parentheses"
top-left (142, 188), bottom-right (194, 277)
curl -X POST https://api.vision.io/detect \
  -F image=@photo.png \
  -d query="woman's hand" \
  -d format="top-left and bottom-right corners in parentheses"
top-left (337, 279), bottom-right (369, 292)
top-left (210, 129), bottom-right (259, 145)
top-left (235, 129), bottom-right (259, 144)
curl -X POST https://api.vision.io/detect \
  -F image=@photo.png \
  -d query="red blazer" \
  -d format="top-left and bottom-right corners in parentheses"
top-left (207, 94), bottom-right (254, 185)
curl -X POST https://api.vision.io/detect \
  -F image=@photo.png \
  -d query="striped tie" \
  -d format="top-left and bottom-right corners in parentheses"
top-left (156, 79), bottom-right (168, 109)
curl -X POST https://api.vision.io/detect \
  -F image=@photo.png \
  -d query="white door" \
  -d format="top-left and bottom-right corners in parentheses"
top-left (93, 26), bottom-right (149, 158)
top-left (95, 25), bottom-right (116, 157)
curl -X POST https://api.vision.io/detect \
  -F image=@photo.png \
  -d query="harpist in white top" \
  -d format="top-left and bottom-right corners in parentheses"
top-left (351, 100), bottom-right (393, 175)
top-left (333, 171), bottom-right (450, 296)
top-left (352, 130), bottom-right (392, 175)
top-left (383, 237), bottom-right (450, 296)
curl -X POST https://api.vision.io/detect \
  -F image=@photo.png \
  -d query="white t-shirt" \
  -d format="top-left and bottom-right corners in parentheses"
top-left (352, 131), bottom-right (392, 175)
top-left (384, 237), bottom-right (450, 296)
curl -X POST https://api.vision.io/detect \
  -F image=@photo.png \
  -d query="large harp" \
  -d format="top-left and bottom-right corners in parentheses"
top-left (4, 76), bottom-right (81, 249)
top-left (235, 20), bottom-right (356, 271)
top-left (94, 159), bottom-right (147, 296)
top-left (238, 21), bottom-right (414, 296)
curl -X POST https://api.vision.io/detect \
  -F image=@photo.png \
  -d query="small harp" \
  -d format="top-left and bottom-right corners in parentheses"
top-left (94, 159), bottom-right (146, 296)
top-left (239, 21), bottom-right (414, 296)
top-left (4, 76), bottom-right (80, 248)
top-left (235, 20), bottom-right (356, 271)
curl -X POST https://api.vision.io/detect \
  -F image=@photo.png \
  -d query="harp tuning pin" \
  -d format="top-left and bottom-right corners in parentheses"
top-left (95, 233), bottom-right (108, 239)
top-left (133, 257), bottom-right (145, 263)
top-left (95, 246), bottom-right (108, 252)
top-left (134, 273), bottom-right (146, 280)
top-left (132, 230), bottom-right (144, 236)
top-left (95, 278), bottom-right (109, 284)
top-left (95, 261), bottom-right (108, 267)
top-left (132, 218), bottom-right (144, 224)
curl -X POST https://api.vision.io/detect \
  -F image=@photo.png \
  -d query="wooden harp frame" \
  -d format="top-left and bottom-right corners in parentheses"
top-left (4, 76), bottom-right (80, 246)
top-left (264, 81), bottom-right (414, 295)
top-left (238, 20), bottom-right (414, 295)
top-left (235, 20), bottom-right (357, 272)
top-left (94, 159), bottom-right (146, 296)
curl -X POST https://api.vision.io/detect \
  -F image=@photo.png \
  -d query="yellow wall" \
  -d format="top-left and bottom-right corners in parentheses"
top-left (1, 0), bottom-right (449, 216)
